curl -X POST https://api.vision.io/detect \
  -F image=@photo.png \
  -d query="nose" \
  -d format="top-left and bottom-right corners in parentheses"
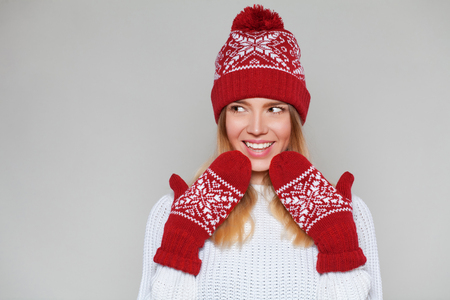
top-left (246, 112), bottom-right (268, 136)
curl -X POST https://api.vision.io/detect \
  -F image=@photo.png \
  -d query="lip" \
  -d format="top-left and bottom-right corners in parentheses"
top-left (242, 140), bottom-right (275, 158)
top-left (244, 140), bottom-right (273, 143)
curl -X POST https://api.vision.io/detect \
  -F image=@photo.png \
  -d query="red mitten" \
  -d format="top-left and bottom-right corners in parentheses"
top-left (269, 151), bottom-right (366, 273)
top-left (154, 151), bottom-right (252, 275)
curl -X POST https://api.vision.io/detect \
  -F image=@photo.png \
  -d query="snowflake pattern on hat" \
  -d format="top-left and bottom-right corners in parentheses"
top-left (214, 30), bottom-right (305, 81)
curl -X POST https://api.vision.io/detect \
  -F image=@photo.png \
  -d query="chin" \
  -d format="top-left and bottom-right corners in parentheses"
top-left (250, 162), bottom-right (270, 173)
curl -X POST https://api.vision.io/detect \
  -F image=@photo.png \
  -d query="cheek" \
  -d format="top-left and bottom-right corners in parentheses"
top-left (274, 122), bottom-right (291, 146)
top-left (225, 119), bottom-right (242, 146)
top-left (283, 128), bottom-right (292, 144)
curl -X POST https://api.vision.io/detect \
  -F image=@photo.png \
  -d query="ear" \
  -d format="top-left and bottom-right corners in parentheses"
top-left (169, 173), bottom-right (189, 200)
top-left (335, 171), bottom-right (354, 200)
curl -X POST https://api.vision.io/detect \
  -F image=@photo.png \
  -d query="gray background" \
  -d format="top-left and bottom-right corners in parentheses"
top-left (1, 0), bottom-right (449, 299)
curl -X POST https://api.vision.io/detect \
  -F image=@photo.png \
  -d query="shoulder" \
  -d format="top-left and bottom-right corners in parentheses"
top-left (351, 194), bottom-right (378, 243)
top-left (351, 194), bottom-right (374, 223)
top-left (151, 193), bottom-right (174, 214)
top-left (145, 193), bottom-right (174, 231)
top-left (352, 195), bottom-right (371, 212)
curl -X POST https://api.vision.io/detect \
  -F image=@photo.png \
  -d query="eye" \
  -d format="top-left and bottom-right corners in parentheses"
top-left (268, 106), bottom-right (285, 113)
top-left (229, 105), bottom-right (245, 113)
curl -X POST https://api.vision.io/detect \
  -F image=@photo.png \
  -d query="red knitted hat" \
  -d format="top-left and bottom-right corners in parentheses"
top-left (211, 5), bottom-right (310, 124)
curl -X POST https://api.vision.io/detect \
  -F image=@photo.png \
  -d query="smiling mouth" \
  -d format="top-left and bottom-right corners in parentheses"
top-left (244, 141), bottom-right (274, 152)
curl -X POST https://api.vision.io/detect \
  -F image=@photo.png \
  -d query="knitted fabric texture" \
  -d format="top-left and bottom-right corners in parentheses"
top-left (269, 151), bottom-right (367, 273)
top-left (137, 186), bottom-right (383, 299)
top-left (153, 151), bottom-right (251, 275)
top-left (211, 5), bottom-right (310, 124)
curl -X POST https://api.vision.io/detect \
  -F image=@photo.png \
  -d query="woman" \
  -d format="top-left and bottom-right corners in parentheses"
top-left (137, 5), bottom-right (382, 299)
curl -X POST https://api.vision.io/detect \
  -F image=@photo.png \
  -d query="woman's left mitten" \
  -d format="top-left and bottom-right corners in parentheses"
top-left (269, 151), bottom-right (366, 273)
top-left (154, 151), bottom-right (251, 275)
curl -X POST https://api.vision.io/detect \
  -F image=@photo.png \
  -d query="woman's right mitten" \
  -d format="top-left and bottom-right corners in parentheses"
top-left (154, 150), bottom-right (251, 275)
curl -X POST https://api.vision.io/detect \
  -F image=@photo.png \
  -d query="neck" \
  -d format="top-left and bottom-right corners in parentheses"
top-left (250, 171), bottom-right (267, 185)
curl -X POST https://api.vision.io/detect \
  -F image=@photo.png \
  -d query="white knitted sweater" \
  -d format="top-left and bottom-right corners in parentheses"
top-left (137, 185), bottom-right (382, 300)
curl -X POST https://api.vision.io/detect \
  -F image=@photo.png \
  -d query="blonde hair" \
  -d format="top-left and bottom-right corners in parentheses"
top-left (193, 105), bottom-right (314, 248)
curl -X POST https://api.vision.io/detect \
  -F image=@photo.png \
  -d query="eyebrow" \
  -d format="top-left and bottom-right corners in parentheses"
top-left (234, 100), bottom-right (248, 104)
top-left (265, 100), bottom-right (288, 106)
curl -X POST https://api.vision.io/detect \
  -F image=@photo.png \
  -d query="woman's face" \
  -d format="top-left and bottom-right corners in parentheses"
top-left (225, 98), bottom-right (291, 182)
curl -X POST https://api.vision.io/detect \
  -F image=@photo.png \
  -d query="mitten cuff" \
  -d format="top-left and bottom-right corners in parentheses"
top-left (316, 247), bottom-right (367, 274)
top-left (309, 211), bottom-right (367, 274)
top-left (154, 214), bottom-right (209, 276)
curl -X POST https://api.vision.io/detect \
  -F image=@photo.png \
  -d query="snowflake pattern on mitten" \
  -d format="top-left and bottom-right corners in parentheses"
top-left (275, 165), bottom-right (353, 233)
top-left (170, 168), bottom-right (244, 236)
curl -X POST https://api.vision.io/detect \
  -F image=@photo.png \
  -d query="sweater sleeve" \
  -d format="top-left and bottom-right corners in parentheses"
top-left (316, 195), bottom-right (383, 300)
top-left (136, 193), bottom-right (196, 300)
top-left (151, 266), bottom-right (196, 299)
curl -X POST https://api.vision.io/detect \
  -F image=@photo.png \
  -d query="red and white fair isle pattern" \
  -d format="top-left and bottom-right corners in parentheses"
top-left (275, 166), bottom-right (353, 233)
top-left (170, 168), bottom-right (243, 236)
top-left (214, 30), bottom-right (305, 81)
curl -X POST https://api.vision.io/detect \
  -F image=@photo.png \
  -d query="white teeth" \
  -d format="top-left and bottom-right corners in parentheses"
top-left (244, 142), bottom-right (274, 150)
